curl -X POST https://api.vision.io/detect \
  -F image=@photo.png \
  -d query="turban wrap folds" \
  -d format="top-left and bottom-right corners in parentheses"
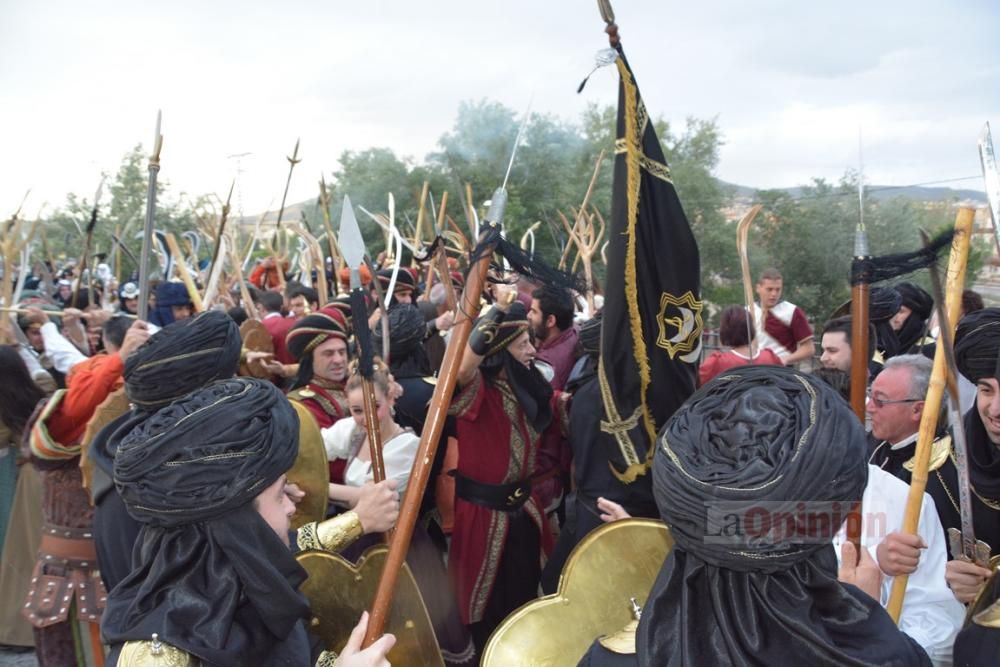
top-left (955, 307), bottom-right (1000, 385)
top-left (578, 314), bottom-right (602, 359)
top-left (894, 282), bottom-right (933, 353)
top-left (374, 303), bottom-right (430, 377)
top-left (377, 267), bottom-right (418, 300)
top-left (637, 366), bottom-right (928, 666)
top-left (124, 309), bottom-right (241, 409)
top-left (870, 286), bottom-right (903, 361)
top-left (103, 378), bottom-right (310, 665)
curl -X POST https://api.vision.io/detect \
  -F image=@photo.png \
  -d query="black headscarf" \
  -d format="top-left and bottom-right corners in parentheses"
top-left (124, 310), bottom-right (241, 410)
top-left (374, 303), bottom-right (430, 378)
top-left (955, 308), bottom-right (1000, 386)
top-left (480, 302), bottom-right (554, 433)
top-left (102, 378), bottom-right (310, 666)
top-left (954, 308), bottom-right (1000, 501)
top-left (894, 282), bottom-right (932, 353)
top-left (637, 366), bottom-right (929, 666)
top-left (871, 286), bottom-right (902, 360)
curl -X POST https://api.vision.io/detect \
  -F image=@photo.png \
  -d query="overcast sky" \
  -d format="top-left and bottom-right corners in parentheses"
top-left (1, 0), bottom-right (996, 219)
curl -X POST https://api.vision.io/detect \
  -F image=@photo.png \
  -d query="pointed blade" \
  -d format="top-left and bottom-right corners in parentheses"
top-left (338, 194), bottom-right (366, 269)
top-left (979, 122), bottom-right (1000, 255)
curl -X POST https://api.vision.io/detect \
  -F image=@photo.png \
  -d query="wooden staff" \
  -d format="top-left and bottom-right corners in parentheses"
top-left (164, 233), bottom-right (204, 312)
top-left (886, 207), bottom-right (974, 621)
top-left (227, 231), bottom-right (260, 320)
top-left (735, 205), bottom-right (764, 357)
top-left (413, 181), bottom-right (430, 251)
top-left (363, 229), bottom-right (494, 646)
top-left (1, 306), bottom-right (137, 320)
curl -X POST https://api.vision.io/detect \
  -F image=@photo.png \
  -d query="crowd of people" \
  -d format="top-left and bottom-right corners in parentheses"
top-left (0, 248), bottom-right (997, 667)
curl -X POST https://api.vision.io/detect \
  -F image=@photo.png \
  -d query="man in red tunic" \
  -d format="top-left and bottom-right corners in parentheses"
top-left (750, 267), bottom-right (815, 367)
top-left (449, 286), bottom-right (565, 651)
top-left (285, 307), bottom-right (352, 483)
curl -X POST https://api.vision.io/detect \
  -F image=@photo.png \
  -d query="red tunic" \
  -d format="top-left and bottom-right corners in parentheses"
top-left (448, 373), bottom-right (559, 625)
top-left (698, 348), bottom-right (783, 387)
top-left (288, 383), bottom-right (348, 484)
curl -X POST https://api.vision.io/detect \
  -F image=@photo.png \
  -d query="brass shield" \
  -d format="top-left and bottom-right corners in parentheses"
top-left (79, 387), bottom-right (131, 497)
top-left (239, 319), bottom-right (274, 379)
top-left (288, 401), bottom-right (329, 528)
top-left (297, 546), bottom-right (443, 667)
top-left (481, 518), bottom-right (673, 666)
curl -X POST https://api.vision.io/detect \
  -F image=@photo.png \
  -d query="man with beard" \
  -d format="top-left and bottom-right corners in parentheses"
top-left (450, 286), bottom-right (566, 651)
top-left (287, 307), bottom-right (353, 483)
top-left (527, 285), bottom-right (578, 391)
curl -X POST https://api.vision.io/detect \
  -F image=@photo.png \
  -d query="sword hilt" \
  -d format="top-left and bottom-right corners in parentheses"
top-left (948, 527), bottom-right (992, 569)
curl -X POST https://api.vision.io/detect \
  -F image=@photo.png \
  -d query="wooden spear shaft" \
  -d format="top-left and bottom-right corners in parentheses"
top-left (886, 207), bottom-right (974, 621)
top-left (363, 231), bottom-right (494, 646)
top-left (164, 233), bottom-right (204, 312)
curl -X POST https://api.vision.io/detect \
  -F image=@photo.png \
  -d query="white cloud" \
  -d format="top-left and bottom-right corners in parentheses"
top-left (0, 0), bottom-right (995, 218)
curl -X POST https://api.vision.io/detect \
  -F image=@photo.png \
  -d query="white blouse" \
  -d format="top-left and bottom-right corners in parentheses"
top-left (321, 417), bottom-right (419, 496)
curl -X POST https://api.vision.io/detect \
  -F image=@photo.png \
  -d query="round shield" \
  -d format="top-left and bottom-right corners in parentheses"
top-left (239, 319), bottom-right (274, 379)
top-left (287, 401), bottom-right (329, 529)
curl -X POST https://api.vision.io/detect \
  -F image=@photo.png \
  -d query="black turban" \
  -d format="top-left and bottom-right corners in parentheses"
top-left (285, 308), bottom-right (349, 362)
top-left (895, 282), bottom-right (933, 320)
top-left (894, 282), bottom-right (933, 353)
top-left (124, 309), bottom-right (241, 410)
top-left (485, 300), bottom-right (530, 357)
top-left (115, 377), bottom-right (298, 526)
top-left (870, 286), bottom-right (902, 322)
top-left (637, 366), bottom-right (928, 666)
top-left (870, 287), bottom-right (903, 361)
top-left (373, 303), bottom-right (426, 361)
top-left (104, 378), bottom-right (310, 665)
top-left (955, 307), bottom-right (1000, 385)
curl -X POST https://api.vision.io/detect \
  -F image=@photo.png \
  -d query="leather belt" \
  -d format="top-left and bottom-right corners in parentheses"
top-left (451, 471), bottom-right (532, 512)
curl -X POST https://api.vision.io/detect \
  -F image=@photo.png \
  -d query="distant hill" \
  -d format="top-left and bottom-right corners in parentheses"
top-left (238, 181), bottom-right (985, 227)
top-left (720, 180), bottom-right (986, 204)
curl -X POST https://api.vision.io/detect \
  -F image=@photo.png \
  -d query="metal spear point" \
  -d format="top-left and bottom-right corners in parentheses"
top-left (274, 138), bottom-right (302, 253)
top-left (138, 110), bottom-right (163, 321)
top-left (979, 123), bottom-right (1000, 256)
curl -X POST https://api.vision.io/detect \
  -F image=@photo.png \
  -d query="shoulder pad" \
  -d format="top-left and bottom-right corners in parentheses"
top-left (288, 387), bottom-right (316, 401)
top-left (597, 619), bottom-right (638, 655)
top-left (118, 637), bottom-right (197, 666)
top-left (903, 435), bottom-right (951, 473)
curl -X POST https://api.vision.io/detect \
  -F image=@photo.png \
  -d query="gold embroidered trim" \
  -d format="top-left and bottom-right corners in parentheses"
top-left (449, 371), bottom-right (482, 418)
top-left (469, 509), bottom-right (508, 623)
top-left (597, 358), bottom-right (643, 478)
top-left (615, 57), bottom-right (657, 450)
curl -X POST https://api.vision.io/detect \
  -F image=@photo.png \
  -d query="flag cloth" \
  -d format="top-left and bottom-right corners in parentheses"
top-left (598, 48), bottom-right (702, 484)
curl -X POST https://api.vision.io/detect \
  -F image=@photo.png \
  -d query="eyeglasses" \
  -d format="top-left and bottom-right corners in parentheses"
top-left (867, 394), bottom-right (922, 409)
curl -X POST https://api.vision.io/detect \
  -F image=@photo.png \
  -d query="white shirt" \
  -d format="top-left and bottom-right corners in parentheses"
top-left (321, 417), bottom-right (419, 496)
top-left (833, 465), bottom-right (964, 666)
top-left (40, 321), bottom-right (87, 373)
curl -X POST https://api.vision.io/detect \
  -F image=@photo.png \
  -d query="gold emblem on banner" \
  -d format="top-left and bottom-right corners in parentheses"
top-left (655, 290), bottom-right (703, 360)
